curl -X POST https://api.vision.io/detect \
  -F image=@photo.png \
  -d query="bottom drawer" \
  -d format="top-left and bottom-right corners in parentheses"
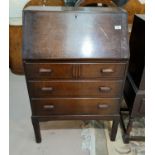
top-left (31, 98), bottom-right (120, 115)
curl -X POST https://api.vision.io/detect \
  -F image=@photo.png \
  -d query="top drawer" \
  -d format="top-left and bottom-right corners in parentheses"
top-left (24, 62), bottom-right (126, 80)
top-left (80, 63), bottom-right (126, 79)
top-left (24, 63), bottom-right (73, 79)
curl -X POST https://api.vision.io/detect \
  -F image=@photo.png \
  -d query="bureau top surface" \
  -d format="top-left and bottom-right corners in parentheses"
top-left (23, 6), bottom-right (129, 60)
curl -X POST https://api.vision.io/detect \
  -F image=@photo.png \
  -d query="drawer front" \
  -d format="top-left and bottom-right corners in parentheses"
top-left (24, 62), bottom-right (126, 80)
top-left (31, 98), bottom-right (120, 115)
top-left (80, 63), bottom-right (126, 79)
top-left (28, 80), bottom-right (123, 98)
top-left (24, 63), bottom-right (73, 79)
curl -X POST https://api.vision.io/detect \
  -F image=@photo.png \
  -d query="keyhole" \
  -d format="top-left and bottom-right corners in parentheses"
top-left (75, 15), bottom-right (77, 19)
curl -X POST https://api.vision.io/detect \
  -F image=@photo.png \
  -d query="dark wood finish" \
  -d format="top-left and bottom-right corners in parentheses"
top-left (121, 14), bottom-right (145, 143)
top-left (80, 63), bottom-right (126, 79)
top-left (28, 80), bottom-right (123, 98)
top-left (23, 7), bottom-right (129, 143)
top-left (24, 62), bottom-right (126, 80)
top-left (121, 76), bottom-right (145, 143)
top-left (31, 117), bottom-right (41, 143)
top-left (23, 7), bottom-right (129, 60)
top-left (111, 117), bottom-right (119, 141)
top-left (128, 15), bottom-right (145, 89)
top-left (121, 74), bottom-right (145, 143)
top-left (124, 74), bottom-right (145, 117)
top-left (31, 98), bottom-right (120, 115)
top-left (25, 63), bottom-right (74, 79)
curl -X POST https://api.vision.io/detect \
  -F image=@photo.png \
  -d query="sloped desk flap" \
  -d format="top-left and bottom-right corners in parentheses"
top-left (23, 6), bottom-right (129, 60)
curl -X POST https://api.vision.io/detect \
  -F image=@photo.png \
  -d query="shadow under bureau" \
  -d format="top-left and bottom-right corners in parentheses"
top-left (22, 6), bottom-right (129, 143)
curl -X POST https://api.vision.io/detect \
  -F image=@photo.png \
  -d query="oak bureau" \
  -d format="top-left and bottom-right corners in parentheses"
top-left (22, 6), bottom-right (129, 143)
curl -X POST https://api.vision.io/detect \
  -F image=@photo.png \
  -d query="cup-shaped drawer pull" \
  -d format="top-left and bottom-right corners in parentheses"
top-left (43, 105), bottom-right (55, 109)
top-left (98, 104), bottom-right (109, 109)
top-left (101, 68), bottom-right (113, 73)
top-left (41, 87), bottom-right (53, 91)
top-left (99, 86), bottom-right (111, 92)
top-left (39, 68), bottom-right (52, 73)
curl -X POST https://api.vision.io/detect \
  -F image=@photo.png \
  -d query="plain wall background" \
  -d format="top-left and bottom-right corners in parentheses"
top-left (9, 0), bottom-right (29, 17)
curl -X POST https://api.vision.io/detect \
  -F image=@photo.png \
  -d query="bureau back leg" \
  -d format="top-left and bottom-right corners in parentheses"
top-left (31, 117), bottom-right (41, 143)
top-left (110, 117), bottom-right (120, 141)
top-left (124, 117), bottom-right (134, 143)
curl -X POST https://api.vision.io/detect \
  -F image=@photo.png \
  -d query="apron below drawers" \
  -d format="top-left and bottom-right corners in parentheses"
top-left (31, 98), bottom-right (120, 115)
top-left (28, 80), bottom-right (123, 98)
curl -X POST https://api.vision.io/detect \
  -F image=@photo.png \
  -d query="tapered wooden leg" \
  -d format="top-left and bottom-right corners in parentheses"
top-left (123, 117), bottom-right (134, 143)
top-left (31, 117), bottom-right (41, 143)
top-left (126, 117), bottom-right (134, 135)
top-left (120, 112), bottom-right (130, 143)
top-left (110, 118), bottom-right (119, 141)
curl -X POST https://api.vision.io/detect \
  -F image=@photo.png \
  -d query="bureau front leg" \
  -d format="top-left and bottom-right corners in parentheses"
top-left (110, 117), bottom-right (120, 141)
top-left (31, 117), bottom-right (41, 143)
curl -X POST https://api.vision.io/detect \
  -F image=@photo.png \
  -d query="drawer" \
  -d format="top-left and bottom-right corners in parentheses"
top-left (24, 63), bottom-right (73, 79)
top-left (31, 98), bottom-right (120, 115)
top-left (80, 63), bottom-right (126, 79)
top-left (28, 80), bottom-right (123, 98)
top-left (24, 62), bottom-right (126, 80)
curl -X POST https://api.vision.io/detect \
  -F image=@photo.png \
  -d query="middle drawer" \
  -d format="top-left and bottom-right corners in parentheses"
top-left (28, 80), bottom-right (123, 98)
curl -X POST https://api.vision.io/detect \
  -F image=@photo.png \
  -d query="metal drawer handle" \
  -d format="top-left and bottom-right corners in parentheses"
top-left (39, 68), bottom-right (52, 73)
top-left (43, 105), bottom-right (55, 109)
top-left (99, 86), bottom-right (111, 92)
top-left (41, 87), bottom-right (53, 91)
top-left (101, 68), bottom-right (113, 73)
top-left (98, 104), bottom-right (109, 109)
